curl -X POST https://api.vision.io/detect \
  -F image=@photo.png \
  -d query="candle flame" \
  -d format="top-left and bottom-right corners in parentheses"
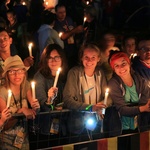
top-left (31, 81), bottom-right (35, 87)
top-left (28, 42), bottom-right (33, 48)
top-left (59, 32), bottom-right (63, 38)
top-left (8, 89), bottom-right (12, 95)
top-left (130, 53), bottom-right (137, 59)
top-left (22, 2), bottom-right (26, 5)
top-left (106, 88), bottom-right (109, 93)
top-left (45, 2), bottom-right (48, 5)
top-left (57, 67), bottom-right (61, 73)
top-left (86, 1), bottom-right (89, 5)
top-left (84, 17), bottom-right (87, 22)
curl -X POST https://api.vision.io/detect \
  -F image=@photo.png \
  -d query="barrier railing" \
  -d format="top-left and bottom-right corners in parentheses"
top-left (2, 108), bottom-right (150, 150)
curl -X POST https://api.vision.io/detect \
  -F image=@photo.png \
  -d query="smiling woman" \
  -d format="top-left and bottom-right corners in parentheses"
top-left (63, 43), bottom-right (111, 110)
top-left (63, 43), bottom-right (112, 135)
top-left (108, 50), bottom-right (150, 149)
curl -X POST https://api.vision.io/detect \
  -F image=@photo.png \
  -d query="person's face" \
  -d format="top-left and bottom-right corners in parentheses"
top-left (0, 31), bottom-right (12, 53)
top-left (47, 49), bottom-right (62, 73)
top-left (139, 46), bottom-right (150, 61)
top-left (124, 38), bottom-right (136, 55)
top-left (56, 6), bottom-right (66, 21)
top-left (138, 40), bottom-right (150, 62)
top-left (7, 13), bottom-right (16, 23)
top-left (8, 68), bottom-right (25, 86)
top-left (82, 48), bottom-right (100, 71)
top-left (103, 34), bottom-right (116, 48)
top-left (113, 57), bottom-right (130, 78)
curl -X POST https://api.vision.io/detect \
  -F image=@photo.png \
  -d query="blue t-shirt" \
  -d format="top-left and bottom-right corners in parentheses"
top-left (122, 82), bottom-right (139, 130)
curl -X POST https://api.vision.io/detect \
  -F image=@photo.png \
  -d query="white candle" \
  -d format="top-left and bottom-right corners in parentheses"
top-left (7, 89), bottom-right (12, 108)
top-left (28, 43), bottom-right (33, 57)
top-left (102, 88), bottom-right (109, 114)
top-left (83, 17), bottom-right (87, 26)
top-left (53, 67), bottom-right (61, 87)
top-left (129, 53), bottom-right (137, 59)
top-left (59, 32), bottom-right (63, 38)
top-left (31, 81), bottom-right (36, 99)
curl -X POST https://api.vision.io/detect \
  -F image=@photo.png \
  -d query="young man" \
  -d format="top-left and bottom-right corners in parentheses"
top-left (0, 27), bottom-right (34, 84)
top-left (132, 39), bottom-right (150, 84)
top-left (54, 4), bottom-right (84, 68)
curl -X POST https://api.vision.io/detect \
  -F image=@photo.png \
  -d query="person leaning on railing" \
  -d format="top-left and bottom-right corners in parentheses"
top-left (0, 55), bottom-right (40, 150)
top-left (108, 50), bottom-right (150, 150)
top-left (63, 43), bottom-right (112, 135)
top-left (33, 44), bottom-right (68, 137)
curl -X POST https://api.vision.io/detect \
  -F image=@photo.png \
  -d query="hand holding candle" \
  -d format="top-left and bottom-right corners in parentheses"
top-left (7, 89), bottom-right (12, 108)
top-left (102, 88), bottom-right (109, 115)
top-left (31, 81), bottom-right (36, 99)
top-left (28, 43), bottom-right (33, 57)
top-left (53, 67), bottom-right (61, 87)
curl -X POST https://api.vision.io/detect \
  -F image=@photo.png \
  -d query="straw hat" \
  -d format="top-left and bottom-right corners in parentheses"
top-left (2, 55), bottom-right (28, 77)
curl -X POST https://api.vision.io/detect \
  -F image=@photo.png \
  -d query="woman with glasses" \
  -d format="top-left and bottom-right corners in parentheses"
top-left (0, 55), bottom-right (39, 149)
top-left (32, 44), bottom-right (68, 144)
top-left (34, 43), bottom-right (68, 111)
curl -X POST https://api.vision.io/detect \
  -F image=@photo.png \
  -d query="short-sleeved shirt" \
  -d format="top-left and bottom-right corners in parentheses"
top-left (122, 82), bottom-right (139, 130)
top-left (0, 80), bottom-right (30, 114)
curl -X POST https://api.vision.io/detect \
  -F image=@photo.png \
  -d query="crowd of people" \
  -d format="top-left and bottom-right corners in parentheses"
top-left (0, 0), bottom-right (150, 149)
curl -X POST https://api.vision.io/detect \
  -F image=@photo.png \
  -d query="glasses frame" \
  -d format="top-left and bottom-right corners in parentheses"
top-left (48, 56), bottom-right (61, 63)
top-left (7, 69), bottom-right (26, 75)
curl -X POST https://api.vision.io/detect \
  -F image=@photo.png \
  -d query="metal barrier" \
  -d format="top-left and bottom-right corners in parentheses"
top-left (6, 109), bottom-right (150, 150)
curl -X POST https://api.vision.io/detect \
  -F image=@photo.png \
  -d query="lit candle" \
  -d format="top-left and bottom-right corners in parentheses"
top-left (28, 43), bottom-right (33, 57)
top-left (7, 89), bottom-right (12, 108)
top-left (22, 2), bottom-right (26, 5)
top-left (86, 1), bottom-right (89, 5)
top-left (102, 88), bottom-right (109, 114)
top-left (45, 2), bottom-right (48, 5)
top-left (59, 32), bottom-right (63, 38)
top-left (53, 67), bottom-right (61, 87)
top-left (31, 81), bottom-right (36, 99)
top-left (129, 53), bottom-right (137, 59)
top-left (83, 17), bottom-right (87, 26)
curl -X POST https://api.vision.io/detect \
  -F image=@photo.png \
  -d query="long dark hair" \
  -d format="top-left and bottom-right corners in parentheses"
top-left (39, 44), bottom-right (68, 79)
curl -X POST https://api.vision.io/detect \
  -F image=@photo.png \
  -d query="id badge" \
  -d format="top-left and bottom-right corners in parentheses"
top-left (13, 130), bottom-right (25, 149)
top-left (134, 116), bottom-right (138, 129)
top-left (50, 118), bottom-right (59, 134)
top-left (67, 36), bottom-right (74, 44)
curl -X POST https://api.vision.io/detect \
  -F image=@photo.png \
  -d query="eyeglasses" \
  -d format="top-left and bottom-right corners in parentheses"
top-left (8, 69), bottom-right (25, 75)
top-left (138, 47), bottom-right (150, 52)
top-left (48, 56), bottom-right (61, 63)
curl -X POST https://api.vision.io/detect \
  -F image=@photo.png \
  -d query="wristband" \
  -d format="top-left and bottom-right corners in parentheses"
top-left (85, 105), bottom-right (92, 111)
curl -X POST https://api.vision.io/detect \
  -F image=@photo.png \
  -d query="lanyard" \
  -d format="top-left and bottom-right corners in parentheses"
top-left (12, 88), bottom-right (22, 109)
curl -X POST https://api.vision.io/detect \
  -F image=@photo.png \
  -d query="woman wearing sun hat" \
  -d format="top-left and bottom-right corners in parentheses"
top-left (108, 50), bottom-right (150, 150)
top-left (0, 55), bottom-right (39, 150)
